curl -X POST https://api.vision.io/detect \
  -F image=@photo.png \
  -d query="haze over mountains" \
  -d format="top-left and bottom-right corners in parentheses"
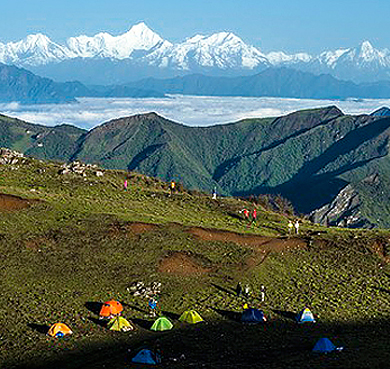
top-left (1, 22), bottom-right (389, 85)
top-left (2, 106), bottom-right (390, 228)
top-left (5, 61), bottom-right (390, 104)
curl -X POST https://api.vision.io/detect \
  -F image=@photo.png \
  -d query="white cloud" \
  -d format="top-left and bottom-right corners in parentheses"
top-left (0, 95), bottom-right (389, 130)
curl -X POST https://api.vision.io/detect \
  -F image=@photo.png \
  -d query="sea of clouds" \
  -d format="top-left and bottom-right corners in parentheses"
top-left (0, 95), bottom-right (389, 129)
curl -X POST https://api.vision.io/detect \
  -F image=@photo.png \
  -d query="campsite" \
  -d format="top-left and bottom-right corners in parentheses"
top-left (1, 152), bottom-right (390, 368)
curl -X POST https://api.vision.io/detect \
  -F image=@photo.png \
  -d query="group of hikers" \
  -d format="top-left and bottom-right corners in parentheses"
top-left (124, 177), bottom-right (302, 234)
top-left (288, 220), bottom-right (300, 234)
top-left (241, 207), bottom-right (258, 226)
top-left (236, 283), bottom-right (266, 303)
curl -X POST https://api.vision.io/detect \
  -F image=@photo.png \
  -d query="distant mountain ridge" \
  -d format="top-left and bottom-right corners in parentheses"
top-left (3, 107), bottom-right (390, 228)
top-left (1, 22), bottom-right (390, 84)
top-left (124, 69), bottom-right (390, 99)
top-left (5, 63), bottom-right (390, 103)
top-left (0, 63), bottom-right (164, 103)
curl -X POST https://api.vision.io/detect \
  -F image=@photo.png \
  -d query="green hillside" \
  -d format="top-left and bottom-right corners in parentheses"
top-left (1, 154), bottom-right (390, 368)
top-left (2, 107), bottom-right (390, 228)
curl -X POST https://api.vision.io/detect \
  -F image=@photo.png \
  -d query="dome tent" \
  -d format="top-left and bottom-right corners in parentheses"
top-left (132, 348), bottom-right (160, 365)
top-left (241, 308), bottom-right (266, 323)
top-left (151, 316), bottom-right (173, 331)
top-left (99, 300), bottom-right (123, 319)
top-left (47, 323), bottom-right (72, 337)
top-left (312, 338), bottom-right (336, 353)
top-left (179, 310), bottom-right (204, 324)
top-left (107, 316), bottom-right (134, 332)
top-left (296, 308), bottom-right (315, 323)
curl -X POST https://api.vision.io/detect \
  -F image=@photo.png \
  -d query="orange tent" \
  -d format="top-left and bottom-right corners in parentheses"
top-left (47, 323), bottom-right (73, 337)
top-left (99, 300), bottom-right (123, 318)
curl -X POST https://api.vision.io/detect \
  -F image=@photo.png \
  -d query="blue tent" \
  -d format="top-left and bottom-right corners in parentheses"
top-left (132, 349), bottom-right (157, 365)
top-left (312, 338), bottom-right (336, 353)
top-left (241, 308), bottom-right (266, 323)
top-left (296, 308), bottom-right (315, 323)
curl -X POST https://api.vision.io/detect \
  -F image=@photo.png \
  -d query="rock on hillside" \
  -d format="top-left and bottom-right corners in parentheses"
top-left (310, 183), bottom-right (371, 228)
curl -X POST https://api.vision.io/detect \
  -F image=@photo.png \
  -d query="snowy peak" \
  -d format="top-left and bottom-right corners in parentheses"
top-left (0, 33), bottom-right (73, 66)
top-left (67, 22), bottom-right (170, 59)
top-left (357, 40), bottom-right (388, 61)
top-left (2, 23), bottom-right (390, 83)
top-left (360, 40), bottom-right (375, 57)
top-left (147, 30), bottom-right (269, 70)
top-left (186, 32), bottom-right (244, 47)
top-left (266, 51), bottom-right (312, 65)
top-left (330, 41), bottom-right (390, 68)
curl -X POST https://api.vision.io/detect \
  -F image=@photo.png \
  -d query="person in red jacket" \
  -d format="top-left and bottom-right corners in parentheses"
top-left (242, 208), bottom-right (249, 221)
top-left (252, 208), bottom-right (257, 224)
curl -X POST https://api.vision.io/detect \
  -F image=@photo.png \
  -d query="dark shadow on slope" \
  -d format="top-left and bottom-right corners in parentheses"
top-left (212, 308), bottom-right (241, 322)
top-left (122, 303), bottom-right (148, 314)
top-left (161, 311), bottom-right (181, 321)
top-left (286, 117), bottom-right (390, 181)
top-left (213, 111), bottom-right (342, 182)
top-left (132, 318), bottom-right (153, 330)
top-left (68, 132), bottom-right (88, 162)
top-left (211, 283), bottom-right (236, 296)
top-left (27, 323), bottom-right (50, 335)
top-left (127, 144), bottom-right (165, 171)
top-left (87, 317), bottom-right (108, 328)
top-left (272, 310), bottom-right (297, 321)
top-left (13, 319), bottom-right (390, 369)
top-left (85, 301), bottom-right (103, 316)
top-left (237, 117), bottom-right (390, 213)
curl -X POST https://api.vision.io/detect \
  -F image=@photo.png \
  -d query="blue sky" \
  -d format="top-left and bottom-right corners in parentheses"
top-left (2, 0), bottom-right (390, 53)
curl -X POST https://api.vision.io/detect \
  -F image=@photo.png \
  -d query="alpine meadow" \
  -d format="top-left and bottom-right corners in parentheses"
top-left (2, 2), bottom-right (390, 368)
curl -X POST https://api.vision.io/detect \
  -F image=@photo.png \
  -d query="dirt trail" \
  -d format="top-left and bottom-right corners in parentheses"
top-left (188, 226), bottom-right (307, 271)
top-left (0, 194), bottom-right (32, 211)
top-left (188, 227), bottom-right (306, 251)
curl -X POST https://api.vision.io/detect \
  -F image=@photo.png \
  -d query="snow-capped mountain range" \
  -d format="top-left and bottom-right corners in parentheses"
top-left (2, 22), bottom-right (390, 84)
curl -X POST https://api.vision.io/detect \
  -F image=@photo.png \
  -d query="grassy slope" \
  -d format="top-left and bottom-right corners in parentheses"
top-left (0, 114), bottom-right (86, 162)
top-left (1, 157), bottom-right (390, 368)
top-left (4, 108), bottom-right (390, 226)
top-left (72, 108), bottom-right (390, 216)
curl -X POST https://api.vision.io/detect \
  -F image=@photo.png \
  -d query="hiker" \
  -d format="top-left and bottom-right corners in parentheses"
top-left (212, 187), bottom-right (217, 200)
top-left (252, 208), bottom-right (257, 224)
top-left (288, 220), bottom-right (294, 234)
top-left (243, 208), bottom-right (250, 221)
top-left (294, 220), bottom-right (300, 234)
top-left (148, 298), bottom-right (157, 317)
top-left (169, 180), bottom-right (176, 196)
top-left (260, 285), bottom-right (266, 302)
top-left (124, 179), bottom-right (128, 191)
top-left (236, 282), bottom-right (242, 297)
top-left (244, 284), bottom-right (250, 297)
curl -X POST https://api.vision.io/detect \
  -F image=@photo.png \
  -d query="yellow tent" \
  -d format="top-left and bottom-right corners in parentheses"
top-left (47, 323), bottom-right (73, 337)
top-left (107, 316), bottom-right (134, 332)
top-left (179, 310), bottom-right (204, 324)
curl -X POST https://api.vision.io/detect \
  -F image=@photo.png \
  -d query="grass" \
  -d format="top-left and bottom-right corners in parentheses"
top-left (1, 157), bottom-right (390, 368)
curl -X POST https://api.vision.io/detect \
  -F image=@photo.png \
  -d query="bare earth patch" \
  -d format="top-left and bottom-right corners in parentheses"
top-left (158, 252), bottom-right (211, 275)
top-left (127, 222), bottom-right (157, 235)
top-left (108, 222), bottom-right (157, 237)
top-left (0, 194), bottom-right (32, 211)
top-left (188, 227), bottom-right (307, 269)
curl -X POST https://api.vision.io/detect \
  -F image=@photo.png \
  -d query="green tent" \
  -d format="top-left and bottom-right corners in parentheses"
top-left (107, 316), bottom-right (134, 332)
top-left (150, 316), bottom-right (173, 331)
top-left (179, 310), bottom-right (204, 324)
